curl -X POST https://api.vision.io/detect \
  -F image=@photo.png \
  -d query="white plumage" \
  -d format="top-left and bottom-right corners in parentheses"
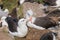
top-left (9, 18), bottom-right (28, 37)
top-left (4, 9), bottom-right (9, 14)
top-left (25, 9), bottom-right (45, 30)
top-left (1, 16), bottom-right (8, 27)
top-left (56, 0), bottom-right (60, 10)
top-left (0, 9), bottom-right (9, 18)
top-left (19, 0), bottom-right (25, 5)
top-left (25, 8), bottom-right (33, 19)
top-left (56, 0), bottom-right (60, 7)
top-left (1, 17), bottom-right (28, 37)
top-left (27, 17), bottom-right (45, 30)
top-left (52, 33), bottom-right (56, 40)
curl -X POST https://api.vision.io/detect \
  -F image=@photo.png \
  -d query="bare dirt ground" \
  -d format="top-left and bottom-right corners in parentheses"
top-left (0, 30), bottom-right (14, 40)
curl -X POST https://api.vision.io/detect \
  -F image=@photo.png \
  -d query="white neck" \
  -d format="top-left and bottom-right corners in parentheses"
top-left (9, 19), bottom-right (28, 37)
top-left (2, 20), bottom-right (8, 27)
top-left (27, 17), bottom-right (45, 30)
top-left (52, 33), bottom-right (56, 40)
top-left (20, 0), bottom-right (25, 4)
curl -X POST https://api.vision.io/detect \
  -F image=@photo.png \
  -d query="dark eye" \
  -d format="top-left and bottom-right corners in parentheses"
top-left (58, 19), bottom-right (60, 21)
top-left (21, 20), bottom-right (25, 22)
top-left (23, 20), bottom-right (24, 21)
top-left (27, 13), bottom-right (30, 16)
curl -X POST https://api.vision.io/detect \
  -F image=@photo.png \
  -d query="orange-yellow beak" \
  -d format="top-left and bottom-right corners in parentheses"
top-left (29, 16), bottom-right (32, 23)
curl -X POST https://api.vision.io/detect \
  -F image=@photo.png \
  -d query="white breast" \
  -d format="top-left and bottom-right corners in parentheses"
top-left (56, 0), bottom-right (60, 7)
top-left (17, 25), bottom-right (28, 37)
top-left (27, 17), bottom-right (45, 30)
top-left (2, 20), bottom-right (8, 27)
top-left (9, 26), bottom-right (28, 37)
top-left (9, 18), bottom-right (28, 37)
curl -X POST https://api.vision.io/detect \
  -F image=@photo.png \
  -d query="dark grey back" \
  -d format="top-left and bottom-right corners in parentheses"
top-left (5, 17), bottom-right (18, 32)
top-left (34, 17), bottom-right (57, 29)
top-left (40, 32), bottom-right (54, 40)
top-left (43, 0), bottom-right (56, 6)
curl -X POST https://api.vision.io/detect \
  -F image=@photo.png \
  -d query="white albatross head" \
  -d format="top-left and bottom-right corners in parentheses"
top-left (18, 18), bottom-right (27, 26)
top-left (1, 16), bottom-right (8, 27)
top-left (4, 9), bottom-right (9, 14)
top-left (1, 16), bottom-right (7, 21)
top-left (19, 0), bottom-right (25, 5)
top-left (25, 8), bottom-right (34, 20)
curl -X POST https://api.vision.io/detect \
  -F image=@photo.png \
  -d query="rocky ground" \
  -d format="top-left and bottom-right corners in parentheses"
top-left (23, 2), bottom-right (46, 17)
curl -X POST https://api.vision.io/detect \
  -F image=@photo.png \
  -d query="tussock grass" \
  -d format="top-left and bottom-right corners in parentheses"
top-left (2, 0), bottom-right (24, 18)
top-left (1, 0), bottom-right (44, 18)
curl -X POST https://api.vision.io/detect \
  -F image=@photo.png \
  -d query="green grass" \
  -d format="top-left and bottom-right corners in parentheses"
top-left (2, 0), bottom-right (24, 18)
top-left (2, 0), bottom-right (44, 11)
top-left (1, 0), bottom-right (44, 18)
top-left (17, 5), bottom-right (24, 18)
top-left (2, 0), bottom-right (17, 11)
top-left (35, 0), bottom-right (44, 3)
